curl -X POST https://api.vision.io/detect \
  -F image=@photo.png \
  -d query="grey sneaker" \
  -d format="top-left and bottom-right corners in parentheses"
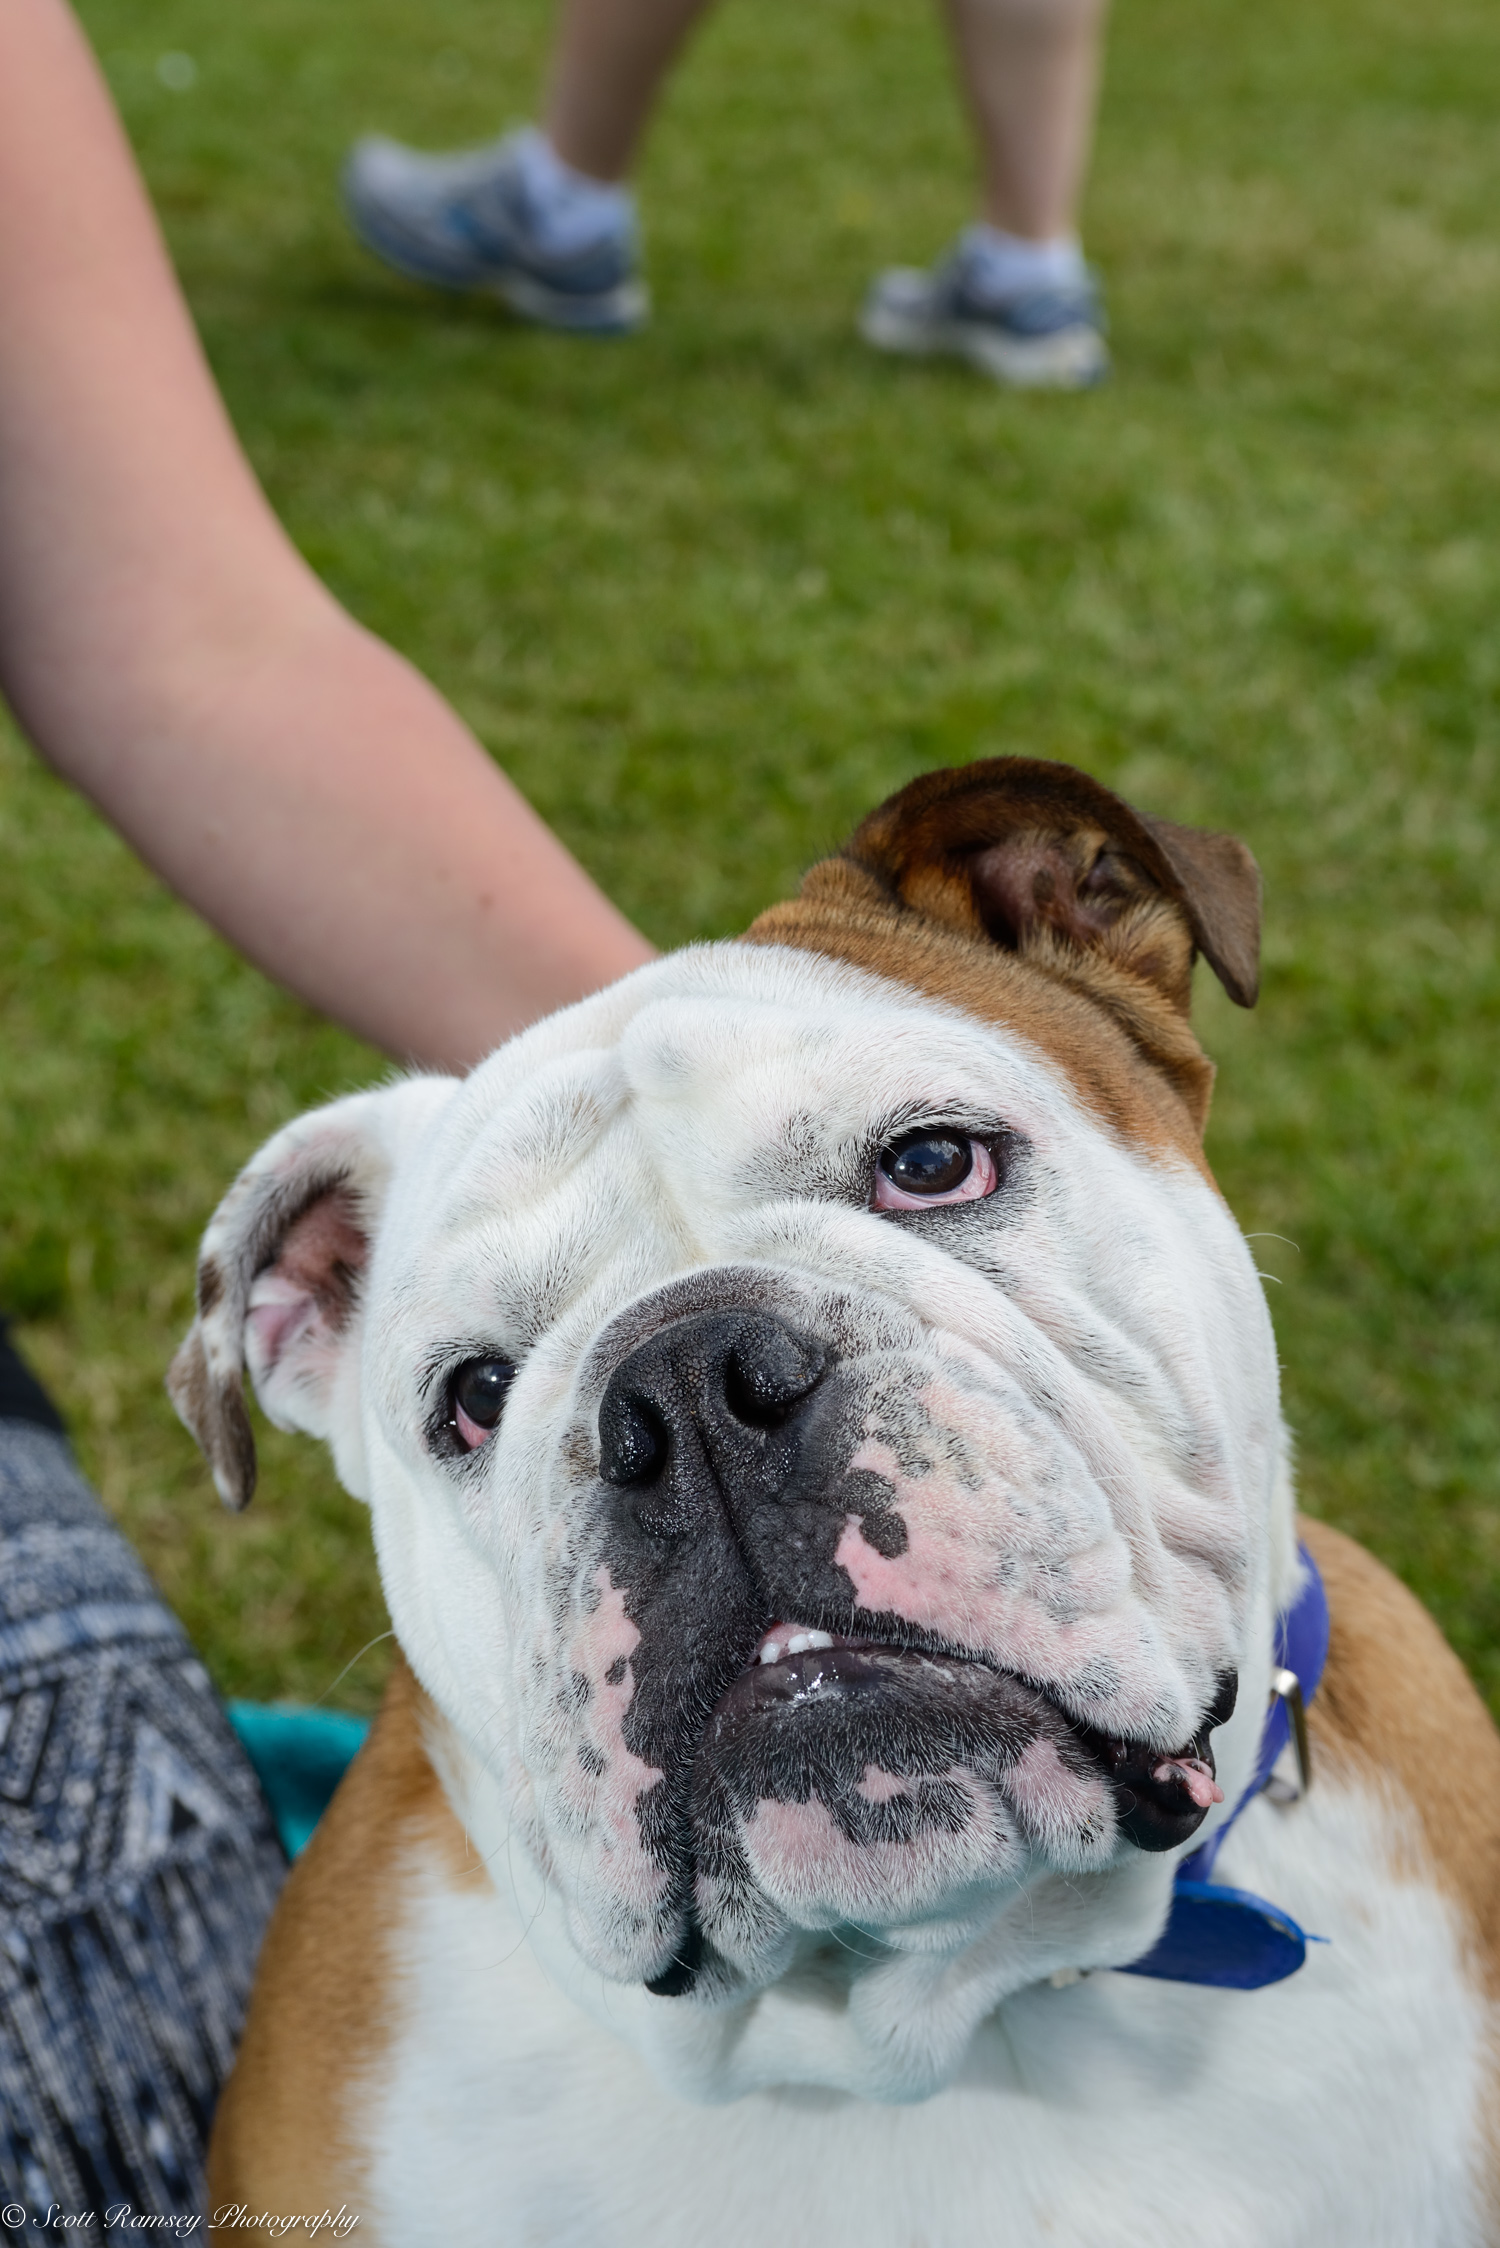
top-left (342, 130), bottom-right (648, 335)
top-left (861, 242), bottom-right (1108, 389)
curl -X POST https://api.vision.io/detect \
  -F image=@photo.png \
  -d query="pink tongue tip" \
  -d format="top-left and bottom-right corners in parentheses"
top-left (1153, 1756), bottom-right (1225, 1810)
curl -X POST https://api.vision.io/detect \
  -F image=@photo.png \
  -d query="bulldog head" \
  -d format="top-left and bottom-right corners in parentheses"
top-left (171, 759), bottom-right (1293, 2097)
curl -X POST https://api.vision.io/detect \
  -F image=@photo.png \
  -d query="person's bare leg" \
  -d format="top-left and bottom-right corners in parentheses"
top-left (544, 0), bottom-right (716, 183)
top-left (861, 0), bottom-right (1108, 384)
top-left (941, 0), bottom-right (1107, 240)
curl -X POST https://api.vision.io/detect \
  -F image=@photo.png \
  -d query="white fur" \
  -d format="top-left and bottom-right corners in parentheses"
top-left (360, 1764), bottom-right (1492, 2246)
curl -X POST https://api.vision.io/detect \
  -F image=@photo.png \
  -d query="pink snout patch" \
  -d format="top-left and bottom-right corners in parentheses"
top-left (543, 1568), bottom-right (676, 1976)
top-left (737, 1772), bottom-right (1017, 1928)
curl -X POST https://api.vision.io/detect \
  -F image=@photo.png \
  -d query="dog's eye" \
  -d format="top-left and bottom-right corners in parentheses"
top-left (873, 1131), bottom-right (998, 1211)
top-left (450, 1357), bottom-right (517, 1451)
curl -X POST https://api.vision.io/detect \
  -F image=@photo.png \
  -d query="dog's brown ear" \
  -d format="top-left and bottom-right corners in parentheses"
top-left (167, 1078), bottom-right (455, 1509)
top-left (843, 759), bottom-right (1261, 1012)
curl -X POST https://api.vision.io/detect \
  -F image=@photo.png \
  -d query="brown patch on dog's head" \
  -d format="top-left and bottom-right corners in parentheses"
top-left (845, 759), bottom-right (1259, 1012)
top-left (746, 759), bottom-right (1262, 1150)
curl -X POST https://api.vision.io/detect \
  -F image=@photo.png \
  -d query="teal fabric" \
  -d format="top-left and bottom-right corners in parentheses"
top-left (227, 1702), bottom-right (371, 1858)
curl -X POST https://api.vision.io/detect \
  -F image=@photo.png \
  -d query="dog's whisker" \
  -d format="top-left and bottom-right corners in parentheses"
top-left (310, 1628), bottom-right (396, 1711)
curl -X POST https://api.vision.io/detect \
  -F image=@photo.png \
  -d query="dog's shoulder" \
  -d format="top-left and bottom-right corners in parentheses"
top-left (1302, 1515), bottom-right (1500, 1988)
top-left (209, 1656), bottom-right (477, 2215)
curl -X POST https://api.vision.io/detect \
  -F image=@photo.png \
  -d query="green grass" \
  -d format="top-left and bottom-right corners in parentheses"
top-left (2, 0), bottom-right (1497, 1713)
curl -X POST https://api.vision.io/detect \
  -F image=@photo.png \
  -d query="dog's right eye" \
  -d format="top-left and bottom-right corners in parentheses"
top-left (449, 1357), bottom-right (517, 1451)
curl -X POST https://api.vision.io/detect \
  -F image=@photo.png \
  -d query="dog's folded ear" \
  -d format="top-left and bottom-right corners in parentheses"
top-left (167, 1077), bottom-right (455, 1510)
top-left (842, 759), bottom-right (1261, 1013)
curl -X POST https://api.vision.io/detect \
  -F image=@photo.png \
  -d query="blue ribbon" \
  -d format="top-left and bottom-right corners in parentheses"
top-left (1119, 1543), bottom-right (1330, 1990)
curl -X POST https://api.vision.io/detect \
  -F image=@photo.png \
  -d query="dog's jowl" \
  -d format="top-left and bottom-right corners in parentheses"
top-left (172, 760), bottom-right (1500, 2246)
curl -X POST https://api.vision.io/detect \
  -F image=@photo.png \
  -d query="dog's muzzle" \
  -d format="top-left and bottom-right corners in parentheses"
top-left (587, 1306), bottom-right (1231, 1998)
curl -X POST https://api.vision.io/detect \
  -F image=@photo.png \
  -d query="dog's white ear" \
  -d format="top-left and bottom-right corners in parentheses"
top-left (167, 1076), bottom-right (456, 1510)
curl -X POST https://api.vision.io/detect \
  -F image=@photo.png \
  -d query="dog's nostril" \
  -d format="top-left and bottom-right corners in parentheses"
top-left (597, 1309), bottom-right (828, 1509)
top-left (599, 1393), bottom-right (669, 1487)
top-left (723, 1330), bottom-right (828, 1431)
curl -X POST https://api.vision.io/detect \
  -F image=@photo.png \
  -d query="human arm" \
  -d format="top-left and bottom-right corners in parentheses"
top-left (0, 0), bottom-right (654, 1073)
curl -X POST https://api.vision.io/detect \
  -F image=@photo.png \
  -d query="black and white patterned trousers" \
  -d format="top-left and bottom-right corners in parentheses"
top-left (0, 1326), bottom-right (286, 2220)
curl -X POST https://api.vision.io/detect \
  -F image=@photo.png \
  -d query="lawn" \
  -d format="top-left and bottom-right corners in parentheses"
top-left (1, 0), bottom-right (1496, 1714)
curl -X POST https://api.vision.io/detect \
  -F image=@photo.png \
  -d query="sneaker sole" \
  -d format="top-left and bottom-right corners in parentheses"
top-left (859, 299), bottom-right (1108, 390)
top-left (496, 265), bottom-right (649, 337)
top-left (346, 193), bottom-right (649, 336)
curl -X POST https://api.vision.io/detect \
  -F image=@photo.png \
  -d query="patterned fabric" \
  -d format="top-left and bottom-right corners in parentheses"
top-left (0, 1408), bottom-right (286, 2217)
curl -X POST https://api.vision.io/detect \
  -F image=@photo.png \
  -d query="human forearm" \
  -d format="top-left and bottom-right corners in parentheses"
top-left (36, 596), bottom-right (652, 1069)
top-left (0, 0), bottom-right (652, 1068)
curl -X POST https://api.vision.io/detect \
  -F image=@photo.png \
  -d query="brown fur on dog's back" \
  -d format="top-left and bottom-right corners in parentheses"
top-left (1302, 1517), bottom-right (1500, 1991)
top-left (209, 1659), bottom-right (468, 2233)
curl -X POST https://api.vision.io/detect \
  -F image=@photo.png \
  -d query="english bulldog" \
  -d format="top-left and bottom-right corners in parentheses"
top-left (171, 759), bottom-right (1500, 2246)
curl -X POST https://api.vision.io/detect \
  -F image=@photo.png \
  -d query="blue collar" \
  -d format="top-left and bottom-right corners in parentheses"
top-left (1118, 1543), bottom-right (1330, 1991)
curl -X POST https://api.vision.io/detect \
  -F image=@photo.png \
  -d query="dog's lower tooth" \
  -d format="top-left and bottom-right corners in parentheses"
top-left (757, 1623), bottom-right (833, 1663)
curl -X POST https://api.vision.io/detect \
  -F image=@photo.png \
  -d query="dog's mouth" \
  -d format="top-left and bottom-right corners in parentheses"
top-left (712, 1618), bottom-right (1228, 1848)
top-left (639, 1616), bottom-right (1234, 1998)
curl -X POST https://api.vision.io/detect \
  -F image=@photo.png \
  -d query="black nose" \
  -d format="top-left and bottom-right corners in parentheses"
top-left (598, 1311), bottom-right (829, 1532)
